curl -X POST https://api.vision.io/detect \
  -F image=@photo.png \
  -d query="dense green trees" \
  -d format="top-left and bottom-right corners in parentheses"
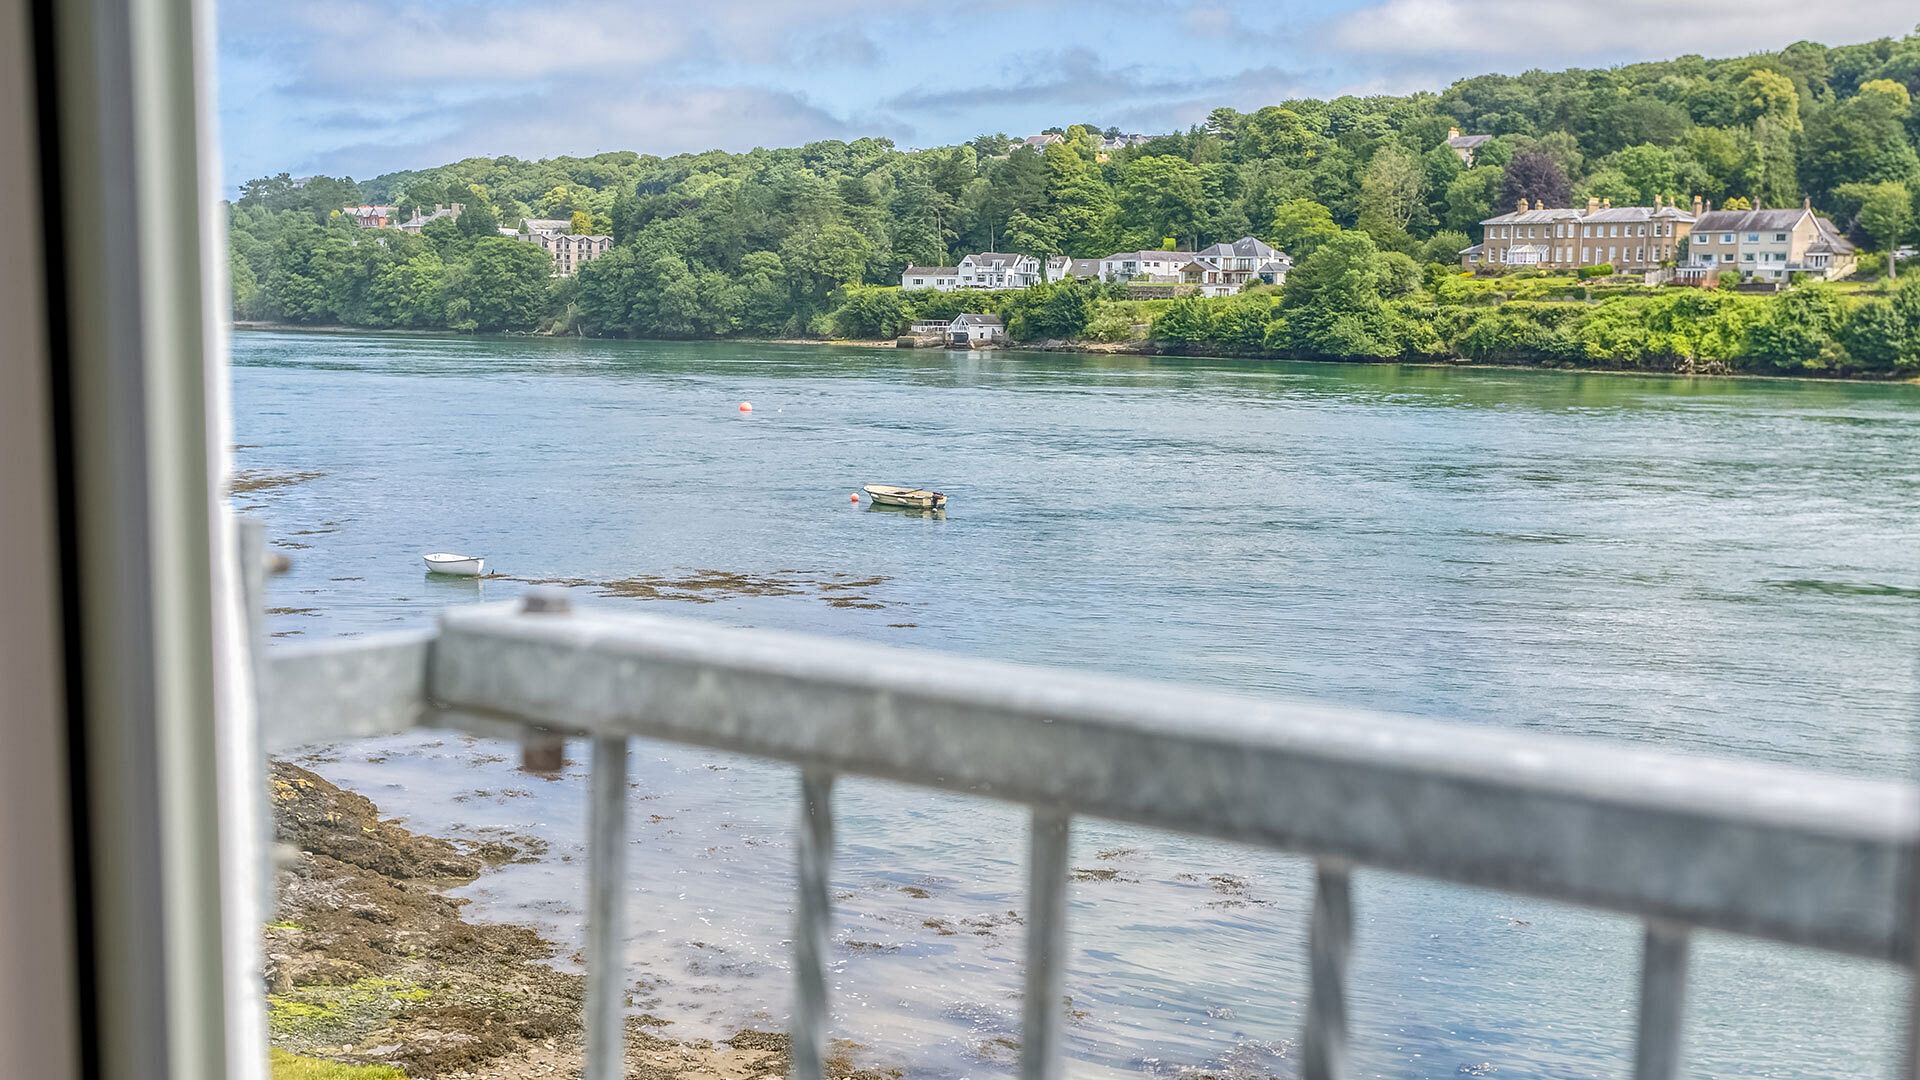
top-left (228, 30), bottom-right (1920, 369)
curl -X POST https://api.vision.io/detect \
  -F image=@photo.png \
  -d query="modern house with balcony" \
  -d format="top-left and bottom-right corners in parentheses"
top-left (1679, 202), bottom-right (1857, 282)
top-left (959, 252), bottom-right (1044, 290)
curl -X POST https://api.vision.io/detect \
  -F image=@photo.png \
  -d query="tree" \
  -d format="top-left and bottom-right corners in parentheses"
top-left (1271, 199), bottom-right (1342, 261)
top-left (1500, 151), bottom-right (1571, 210)
top-left (1116, 156), bottom-right (1206, 249)
top-left (1275, 230), bottom-right (1397, 358)
top-left (1421, 230), bottom-right (1472, 265)
top-left (444, 237), bottom-right (554, 332)
top-left (1836, 181), bottom-right (1915, 279)
top-left (1357, 145), bottom-right (1425, 243)
top-left (827, 286), bottom-right (908, 338)
top-left (569, 210), bottom-right (594, 236)
top-left (1445, 167), bottom-right (1504, 233)
top-left (1800, 80), bottom-right (1920, 204)
top-left (1737, 70), bottom-right (1801, 129)
top-left (454, 200), bottom-right (502, 239)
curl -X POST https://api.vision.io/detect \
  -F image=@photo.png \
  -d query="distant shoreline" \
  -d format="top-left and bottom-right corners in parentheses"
top-left (229, 322), bottom-right (1917, 385)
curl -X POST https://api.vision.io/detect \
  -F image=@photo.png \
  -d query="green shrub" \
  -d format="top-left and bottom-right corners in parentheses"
top-left (1577, 263), bottom-right (1614, 279)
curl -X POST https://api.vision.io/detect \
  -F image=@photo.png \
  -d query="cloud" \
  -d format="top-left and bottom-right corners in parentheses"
top-left (1329, 0), bottom-right (1918, 64)
top-left (304, 83), bottom-right (906, 178)
top-left (889, 47), bottom-right (1315, 121)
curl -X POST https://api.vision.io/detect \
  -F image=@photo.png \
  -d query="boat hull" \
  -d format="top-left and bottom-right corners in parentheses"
top-left (864, 485), bottom-right (946, 509)
top-left (423, 553), bottom-right (485, 576)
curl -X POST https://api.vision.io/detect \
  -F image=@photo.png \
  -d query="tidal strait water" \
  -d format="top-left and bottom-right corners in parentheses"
top-left (235, 330), bottom-right (1917, 1079)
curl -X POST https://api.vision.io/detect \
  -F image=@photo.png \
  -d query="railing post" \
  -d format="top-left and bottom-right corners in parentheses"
top-left (1632, 921), bottom-right (1690, 1080)
top-left (1301, 861), bottom-right (1352, 1080)
top-left (1022, 808), bottom-right (1071, 1080)
top-left (583, 736), bottom-right (630, 1080)
top-left (793, 770), bottom-right (836, 1080)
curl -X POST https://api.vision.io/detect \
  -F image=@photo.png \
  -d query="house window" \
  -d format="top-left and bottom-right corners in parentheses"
top-left (1582, 247), bottom-right (1591, 262)
top-left (1722, 234), bottom-right (1734, 243)
top-left (1743, 253), bottom-right (1755, 262)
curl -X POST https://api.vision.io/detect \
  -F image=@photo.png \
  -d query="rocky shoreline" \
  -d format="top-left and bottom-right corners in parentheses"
top-left (267, 762), bottom-right (896, 1080)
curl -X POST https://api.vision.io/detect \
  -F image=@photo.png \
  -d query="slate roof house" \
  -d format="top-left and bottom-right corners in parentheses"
top-left (1680, 200), bottom-right (1857, 282)
top-left (1446, 127), bottom-right (1492, 165)
top-left (948, 313), bottom-right (1005, 347)
top-left (397, 202), bottom-right (463, 233)
top-left (1472, 197), bottom-right (1696, 273)
top-left (958, 252), bottom-right (1043, 290)
top-left (901, 265), bottom-right (961, 291)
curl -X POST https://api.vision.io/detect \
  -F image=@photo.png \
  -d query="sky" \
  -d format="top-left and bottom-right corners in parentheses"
top-left (216, 1), bottom-right (1919, 189)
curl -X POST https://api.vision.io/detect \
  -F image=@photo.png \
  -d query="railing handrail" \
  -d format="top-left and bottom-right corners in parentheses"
top-left (261, 596), bottom-right (1920, 1080)
top-left (267, 598), bottom-right (1918, 963)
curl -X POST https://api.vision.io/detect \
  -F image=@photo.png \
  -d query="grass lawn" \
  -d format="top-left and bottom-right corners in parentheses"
top-left (270, 1049), bottom-right (404, 1080)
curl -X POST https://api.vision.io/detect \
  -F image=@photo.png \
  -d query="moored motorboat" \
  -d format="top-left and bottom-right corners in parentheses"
top-left (863, 484), bottom-right (947, 509)
top-left (422, 552), bottom-right (485, 576)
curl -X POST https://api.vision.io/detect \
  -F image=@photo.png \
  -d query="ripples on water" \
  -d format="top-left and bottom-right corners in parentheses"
top-left (238, 332), bottom-right (1917, 1078)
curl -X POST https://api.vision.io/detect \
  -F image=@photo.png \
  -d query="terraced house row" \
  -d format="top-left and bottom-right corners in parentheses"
top-left (1463, 196), bottom-right (1699, 273)
top-left (902, 236), bottom-right (1292, 297)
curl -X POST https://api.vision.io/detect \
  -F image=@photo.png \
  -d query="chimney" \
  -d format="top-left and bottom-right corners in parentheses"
top-left (1803, 195), bottom-right (1812, 211)
top-left (1517, 197), bottom-right (1529, 214)
top-left (1692, 194), bottom-right (1703, 216)
top-left (1449, 126), bottom-right (1461, 139)
top-left (1602, 198), bottom-right (1612, 210)
top-left (1654, 194), bottom-right (1663, 210)
top-left (1587, 196), bottom-right (1600, 215)
top-left (1749, 194), bottom-right (1758, 211)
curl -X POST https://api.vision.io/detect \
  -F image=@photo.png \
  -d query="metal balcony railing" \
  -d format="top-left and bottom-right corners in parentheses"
top-left (260, 592), bottom-right (1920, 1080)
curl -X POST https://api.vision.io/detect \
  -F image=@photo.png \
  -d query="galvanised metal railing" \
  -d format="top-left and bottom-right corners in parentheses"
top-left (261, 592), bottom-right (1920, 1080)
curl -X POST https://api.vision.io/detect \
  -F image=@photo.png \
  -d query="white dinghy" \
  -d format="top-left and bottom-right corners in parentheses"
top-left (422, 552), bottom-right (485, 577)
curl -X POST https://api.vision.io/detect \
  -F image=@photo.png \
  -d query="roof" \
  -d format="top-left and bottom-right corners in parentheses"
top-left (1583, 206), bottom-right (1694, 223)
top-left (1067, 258), bottom-right (1102, 276)
top-left (1447, 134), bottom-right (1492, 149)
top-left (904, 265), bottom-right (959, 276)
top-left (963, 252), bottom-right (1034, 268)
top-left (1692, 209), bottom-right (1809, 233)
top-left (1480, 208), bottom-right (1581, 225)
top-left (1808, 217), bottom-right (1855, 256)
top-left (1197, 236), bottom-right (1280, 259)
top-left (1459, 243), bottom-right (1485, 255)
top-left (1102, 250), bottom-right (1199, 262)
top-left (952, 313), bottom-right (1004, 327)
top-left (1481, 205), bottom-right (1694, 226)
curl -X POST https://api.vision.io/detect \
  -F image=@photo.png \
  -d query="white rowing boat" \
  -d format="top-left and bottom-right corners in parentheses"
top-left (864, 484), bottom-right (947, 509)
top-left (422, 552), bottom-right (485, 576)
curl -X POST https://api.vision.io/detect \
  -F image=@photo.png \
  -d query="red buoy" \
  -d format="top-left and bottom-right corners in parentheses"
top-left (850, 493), bottom-right (860, 503)
top-left (738, 401), bottom-right (753, 413)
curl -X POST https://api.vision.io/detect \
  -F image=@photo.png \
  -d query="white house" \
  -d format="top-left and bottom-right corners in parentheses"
top-left (1195, 236), bottom-right (1291, 288)
top-left (958, 252), bottom-right (1043, 289)
top-left (1098, 250), bottom-right (1201, 283)
top-left (1045, 255), bottom-right (1072, 283)
top-left (948, 313), bottom-right (1005, 347)
top-left (901, 265), bottom-right (961, 291)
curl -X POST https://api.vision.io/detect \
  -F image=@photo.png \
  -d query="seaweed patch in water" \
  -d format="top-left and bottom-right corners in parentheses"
top-left (1763, 578), bottom-right (1920, 600)
top-left (230, 468), bottom-right (324, 494)
top-left (509, 568), bottom-right (897, 608)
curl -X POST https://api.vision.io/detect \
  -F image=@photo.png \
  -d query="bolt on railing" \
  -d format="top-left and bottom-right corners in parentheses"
top-left (260, 596), bottom-right (1920, 1080)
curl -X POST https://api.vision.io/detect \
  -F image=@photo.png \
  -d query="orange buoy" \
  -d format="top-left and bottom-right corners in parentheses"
top-left (738, 401), bottom-right (753, 412)
top-left (850, 493), bottom-right (860, 503)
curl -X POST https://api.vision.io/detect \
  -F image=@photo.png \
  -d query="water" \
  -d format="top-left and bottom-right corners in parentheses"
top-left (235, 331), bottom-right (1917, 1078)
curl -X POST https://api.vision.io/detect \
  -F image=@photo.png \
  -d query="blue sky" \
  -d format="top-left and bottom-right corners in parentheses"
top-left (216, 1), bottom-right (1917, 189)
